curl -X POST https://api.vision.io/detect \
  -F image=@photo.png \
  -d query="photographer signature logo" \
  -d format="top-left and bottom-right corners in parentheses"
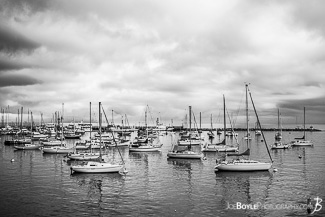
top-left (307, 196), bottom-right (322, 214)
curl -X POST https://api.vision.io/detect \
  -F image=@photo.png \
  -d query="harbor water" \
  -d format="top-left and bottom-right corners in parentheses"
top-left (1, 130), bottom-right (325, 216)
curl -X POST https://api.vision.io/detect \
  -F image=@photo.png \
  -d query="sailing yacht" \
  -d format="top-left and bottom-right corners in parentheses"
top-left (14, 111), bottom-right (42, 150)
top-left (129, 105), bottom-right (163, 152)
top-left (291, 107), bottom-right (313, 146)
top-left (271, 108), bottom-right (290, 149)
top-left (70, 102), bottom-right (125, 173)
top-left (43, 109), bottom-right (73, 154)
top-left (202, 95), bottom-right (238, 152)
top-left (167, 106), bottom-right (203, 159)
top-left (68, 102), bottom-right (101, 161)
top-left (214, 84), bottom-right (273, 172)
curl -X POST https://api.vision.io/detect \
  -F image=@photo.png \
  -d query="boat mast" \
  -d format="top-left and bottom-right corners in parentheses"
top-left (99, 102), bottom-right (102, 161)
top-left (30, 111), bottom-right (33, 142)
top-left (245, 84), bottom-right (249, 152)
top-left (210, 114), bottom-right (213, 131)
top-left (303, 107), bottom-right (306, 140)
top-left (20, 107), bottom-right (23, 130)
top-left (200, 112), bottom-right (202, 131)
top-left (145, 105), bottom-right (148, 140)
top-left (223, 95), bottom-right (226, 138)
top-left (189, 106), bottom-right (192, 151)
top-left (112, 109), bottom-right (114, 126)
top-left (278, 108), bottom-right (280, 133)
top-left (61, 103), bottom-right (64, 146)
top-left (89, 102), bottom-right (92, 140)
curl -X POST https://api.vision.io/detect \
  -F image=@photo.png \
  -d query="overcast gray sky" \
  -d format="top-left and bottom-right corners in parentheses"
top-left (0, 0), bottom-right (324, 127)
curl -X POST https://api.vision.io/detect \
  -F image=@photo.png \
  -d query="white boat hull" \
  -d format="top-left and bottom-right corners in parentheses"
top-left (202, 145), bottom-right (238, 152)
top-left (271, 143), bottom-right (291, 149)
top-left (167, 151), bottom-right (203, 159)
top-left (129, 146), bottom-right (161, 152)
top-left (42, 147), bottom-right (74, 154)
top-left (71, 162), bottom-right (123, 173)
top-left (68, 153), bottom-right (100, 160)
top-left (178, 140), bottom-right (202, 146)
top-left (292, 140), bottom-right (313, 146)
top-left (215, 160), bottom-right (272, 171)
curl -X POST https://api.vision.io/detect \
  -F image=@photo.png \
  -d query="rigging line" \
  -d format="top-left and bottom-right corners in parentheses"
top-left (247, 87), bottom-right (273, 163)
top-left (225, 106), bottom-right (234, 131)
top-left (233, 89), bottom-right (245, 127)
top-left (191, 111), bottom-right (199, 131)
top-left (101, 105), bottom-right (126, 166)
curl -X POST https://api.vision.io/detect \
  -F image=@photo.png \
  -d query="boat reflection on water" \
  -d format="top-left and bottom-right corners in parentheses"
top-left (215, 171), bottom-right (273, 216)
top-left (70, 173), bottom-right (125, 214)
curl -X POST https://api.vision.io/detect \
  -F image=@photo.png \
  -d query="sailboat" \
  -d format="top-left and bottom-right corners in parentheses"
top-left (64, 118), bottom-right (81, 139)
top-left (14, 111), bottom-right (42, 150)
top-left (271, 108), bottom-right (290, 149)
top-left (70, 102), bottom-right (125, 173)
top-left (207, 114), bottom-right (215, 139)
top-left (43, 106), bottom-right (73, 154)
top-left (68, 102), bottom-right (101, 160)
top-left (129, 105), bottom-right (163, 152)
top-left (178, 109), bottom-right (204, 146)
top-left (291, 107), bottom-right (313, 146)
top-left (214, 84), bottom-right (273, 172)
top-left (255, 122), bottom-right (262, 136)
top-left (167, 106), bottom-right (203, 159)
top-left (202, 95), bottom-right (238, 152)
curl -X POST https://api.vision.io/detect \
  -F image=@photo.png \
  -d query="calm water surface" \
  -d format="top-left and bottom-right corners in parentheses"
top-left (1, 130), bottom-right (324, 217)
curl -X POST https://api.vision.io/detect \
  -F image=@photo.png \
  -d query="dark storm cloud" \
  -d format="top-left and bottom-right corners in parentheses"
top-left (0, 73), bottom-right (42, 87)
top-left (0, 58), bottom-right (26, 71)
top-left (0, 24), bottom-right (40, 55)
top-left (0, 0), bottom-right (51, 17)
top-left (277, 96), bottom-right (325, 123)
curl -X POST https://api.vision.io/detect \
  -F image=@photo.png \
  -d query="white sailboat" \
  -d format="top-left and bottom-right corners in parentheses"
top-left (68, 102), bottom-right (101, 161)
top-left (271, 108), bottom-right (290, 149)
top-left (214, 84), bottom-right (273, 172)
top-left (129, 105), bottom-right (163, 152)
top-left (43, 106), bottom-right (73, 154)
top-left (202, 95), bottom-right (238, 152)
top-left (70, 102), bottom-right (125, 174)
top-left (291, 107), bottom-right (313, 146)
top-left (14, 111), bottom-right (42, 150)
top-left (167, 106), bottom-right (203, 159)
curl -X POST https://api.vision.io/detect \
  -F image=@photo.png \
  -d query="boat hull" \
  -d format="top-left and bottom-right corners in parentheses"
top-left (129, 146), bottom-right (161, 152)
top-left (202, 145), bottom-right (238, 152)
top-left (14, 144), bottom-right (41, 150)
top-left (167, 151), bottom-right (202, 159)
top-left (64, 135), bottom-right (81, 139)
top-left (42, 147), bottom-right (74, 154)
top-left (292, 140), bottom-right (313, 146)
top-left (178, 140), bottom-right (202, 146)
top-left (271, 144), bottom-right (290, 149)
top-left (68, 153), bottom-right (100, 160)
top-left (71, 162), bottom-right (123, 173)
top-left (215, 160), bottom-right (272, 172)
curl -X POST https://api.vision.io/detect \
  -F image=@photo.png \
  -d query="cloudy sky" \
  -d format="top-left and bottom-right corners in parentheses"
top-left (0, 0), bottom-right (324, 127)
